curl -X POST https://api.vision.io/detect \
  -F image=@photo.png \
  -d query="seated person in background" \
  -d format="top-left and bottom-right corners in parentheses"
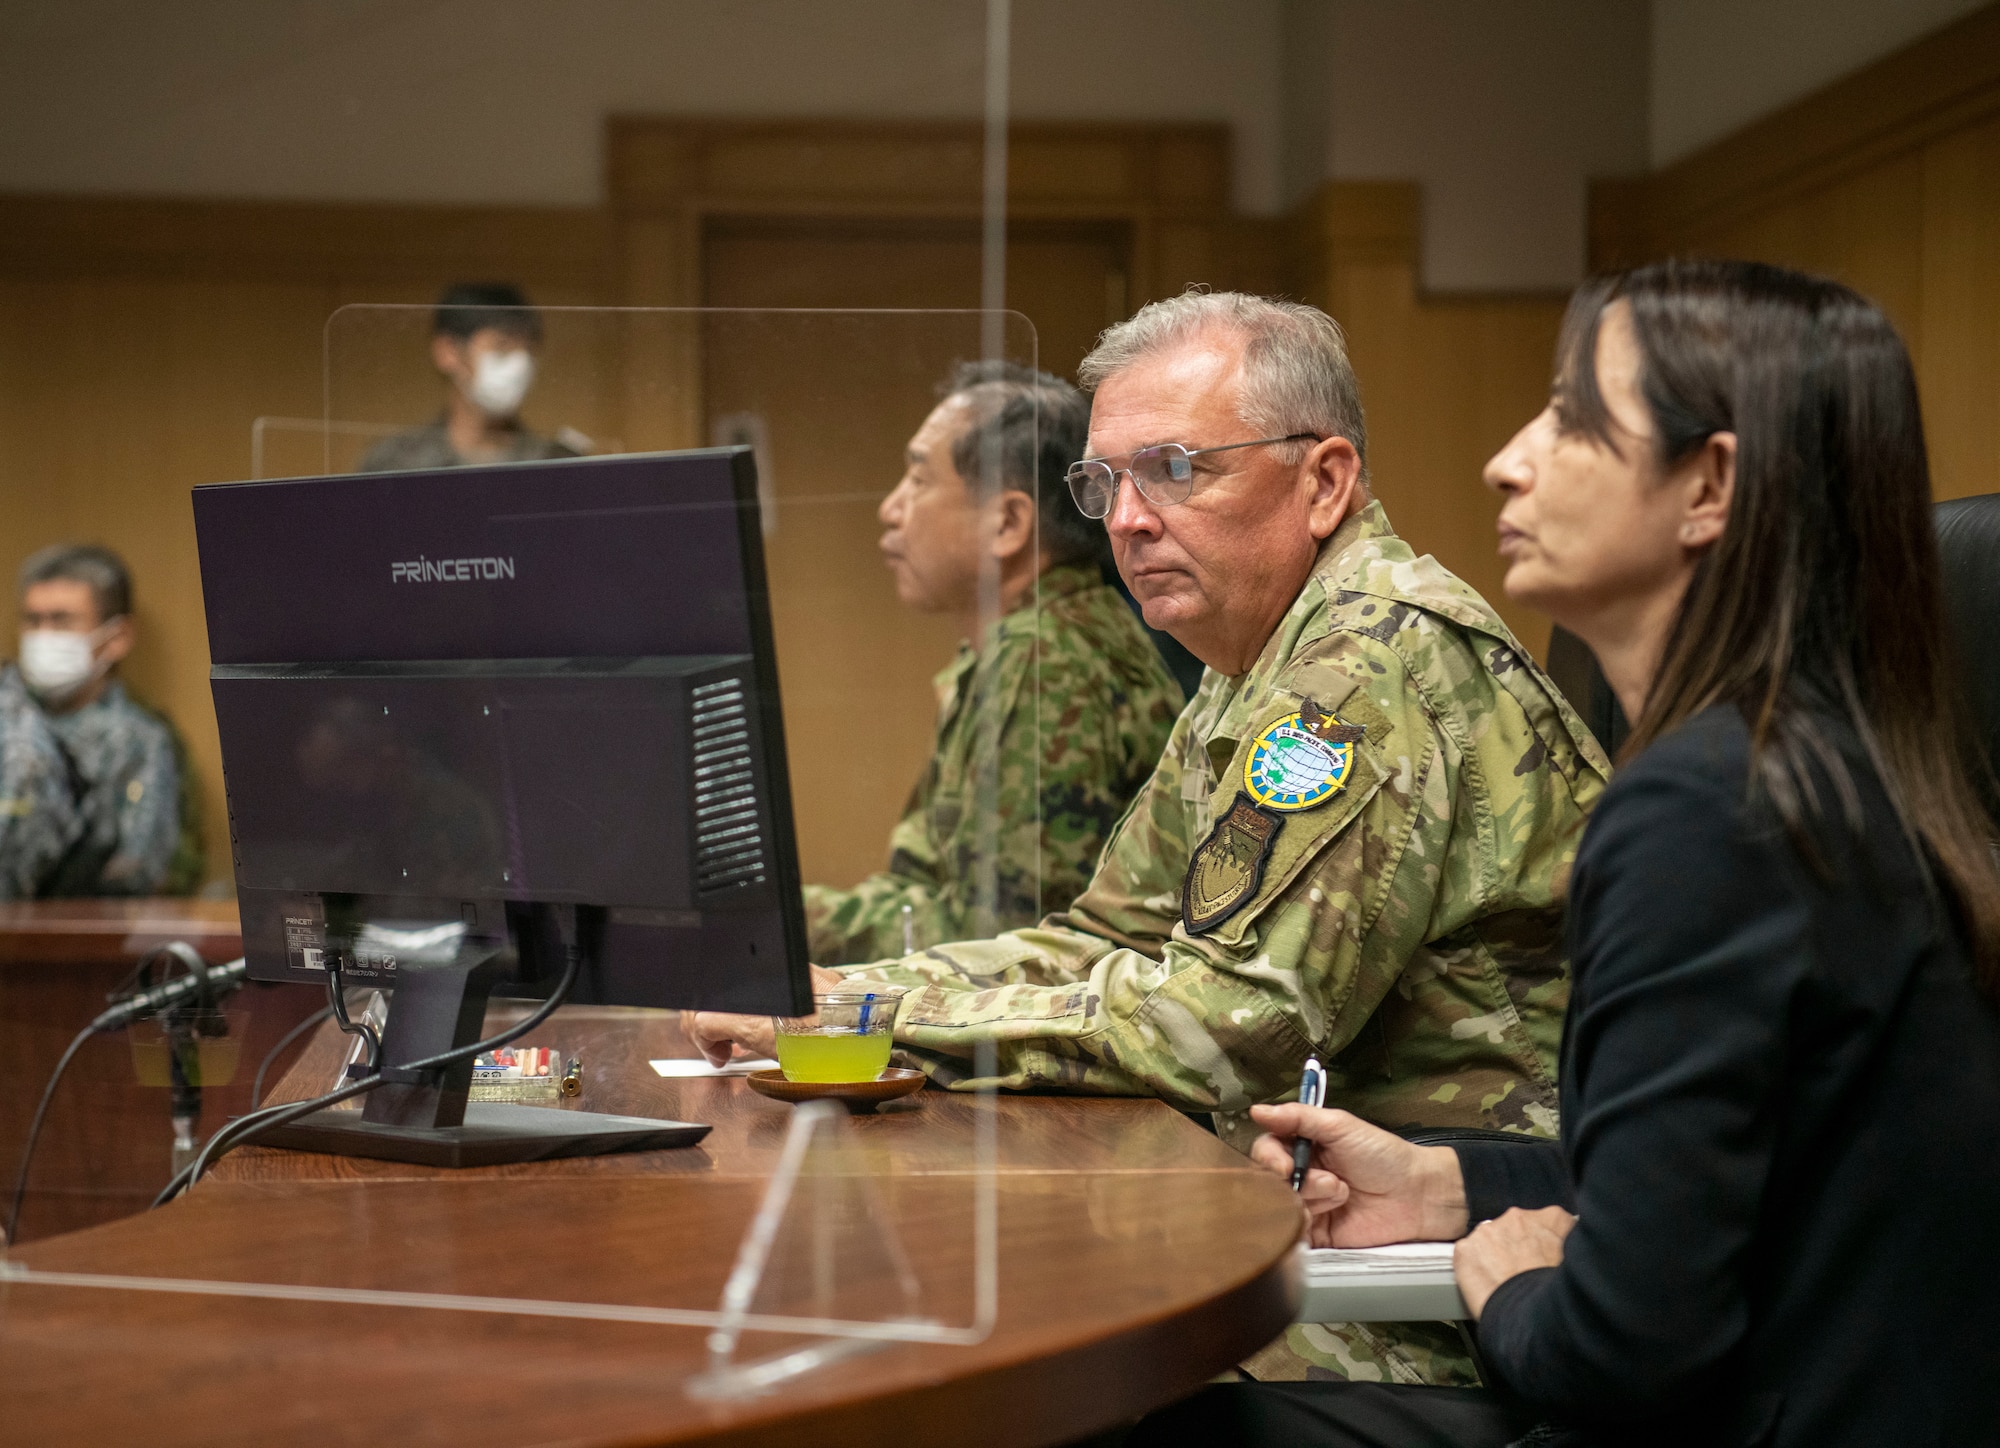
top-left (804, 363), bottom-right (1184, 964)
top-left (695, 293), bottom-right (1610, 1385)
top-left (355, 282), bottom-right (582, 473)
top-left (8, 545), bottom-right (201, 896)
top-left (0, 661), bottom-right (77, 899)
top-left (1144, 261), bottom-right (2000, 1447)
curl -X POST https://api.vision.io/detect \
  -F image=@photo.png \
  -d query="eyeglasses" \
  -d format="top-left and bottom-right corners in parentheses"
top-left (1064, 434), bottom-right (1323, 519)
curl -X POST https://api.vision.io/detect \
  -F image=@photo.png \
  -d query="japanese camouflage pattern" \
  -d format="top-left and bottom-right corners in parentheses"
top-left (0, 666), bottom-right (80, 899)
top-left (839, 503), bottom-right (1611, 1385)
top-left (40, 676), bottom-right (202, 897)
top-left (803, 563), bottom-right (1183, 964)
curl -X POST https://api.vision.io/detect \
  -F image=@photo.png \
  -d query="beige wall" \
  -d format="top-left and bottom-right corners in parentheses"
top-left (1596, 5), bottom-right (2000, 504)
top-left (1649, 0), bottom-right (1990, 165)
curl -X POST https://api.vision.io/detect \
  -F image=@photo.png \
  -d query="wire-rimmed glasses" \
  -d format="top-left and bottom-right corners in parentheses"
top-left (1064, 434), bottom-right (1323, 518)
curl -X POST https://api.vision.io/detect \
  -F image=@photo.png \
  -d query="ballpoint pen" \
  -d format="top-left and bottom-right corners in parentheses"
top-left (1289, 1055), bottom-right (1326, 1192)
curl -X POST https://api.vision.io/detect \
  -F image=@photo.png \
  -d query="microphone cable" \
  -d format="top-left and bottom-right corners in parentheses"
top-left (3, 1024), bottom-right (93, 1248)
top-left (151, 911), bottom-right (585, 1208)
top-left (6, 942), bottom-right (242, 1248)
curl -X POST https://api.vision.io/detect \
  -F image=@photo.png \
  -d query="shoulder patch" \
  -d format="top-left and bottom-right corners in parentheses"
top-left (1183, 793), bottom-right (1283, 935)
top-left (1243, 701), bottom-right (1359, 811)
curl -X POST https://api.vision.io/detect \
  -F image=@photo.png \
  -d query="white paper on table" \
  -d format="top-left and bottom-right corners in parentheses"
top-left (649, 1057), bottom-right (779, 1078)
top-left (1305, 1242), bottom-right (1458, 1275)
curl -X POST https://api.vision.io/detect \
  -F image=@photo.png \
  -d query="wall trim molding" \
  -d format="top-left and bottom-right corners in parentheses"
top-left (1592, 2), bottom-right (2000, 264)
top-left (0, 192), bottom-right (612, 288)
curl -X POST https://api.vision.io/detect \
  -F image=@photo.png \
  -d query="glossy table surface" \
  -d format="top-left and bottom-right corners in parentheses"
top-left (0, 1006), bottom-right (1305, 1447)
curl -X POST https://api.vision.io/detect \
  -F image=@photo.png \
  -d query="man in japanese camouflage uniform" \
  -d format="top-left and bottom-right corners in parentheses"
top-left (802, 362), bottom-right (1184, 964)
top-left (692, 293), bottom-right (1611, 1386)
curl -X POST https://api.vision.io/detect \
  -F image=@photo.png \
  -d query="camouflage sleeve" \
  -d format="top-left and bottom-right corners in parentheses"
top-left (806, 630), bottom-right (1175, 966)
top-left (802, 818), bottom-right (951, 967)
top-left (844, 643), bottom-right (1455, 1111)
top-left (0, 707), bottom-right (80, 900)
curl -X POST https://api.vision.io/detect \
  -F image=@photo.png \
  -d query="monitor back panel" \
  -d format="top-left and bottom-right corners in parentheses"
top-left (193, 450), bottom-right (809, 1015)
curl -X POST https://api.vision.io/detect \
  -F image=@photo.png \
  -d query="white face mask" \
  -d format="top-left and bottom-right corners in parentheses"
top-left (18, 624), bottom-right (112, 701)
top-left (464, 348), bottom-right (535, 419)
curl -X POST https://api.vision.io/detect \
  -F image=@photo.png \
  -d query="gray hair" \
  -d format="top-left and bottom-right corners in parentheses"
top-left (1077, 290), bottom-right (1368, 475)
top-left (19, 543), bottom-right (132, 621)
top-left (942, 360), bottom-right (1104, 569)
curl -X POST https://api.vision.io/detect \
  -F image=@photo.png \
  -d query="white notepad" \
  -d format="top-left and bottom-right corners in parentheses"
top-left (648, 1056), bottom-right (779, 1078)
top-left (1297, 1242), bottom-right (1467, 1322)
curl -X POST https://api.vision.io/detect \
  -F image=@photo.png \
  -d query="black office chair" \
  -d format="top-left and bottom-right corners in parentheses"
top-left (1935, 492), bottom-right (2000, 805)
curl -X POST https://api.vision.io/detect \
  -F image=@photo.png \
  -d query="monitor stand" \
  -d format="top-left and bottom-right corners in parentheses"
top-left (257, 942), bottom-right (710, 1168)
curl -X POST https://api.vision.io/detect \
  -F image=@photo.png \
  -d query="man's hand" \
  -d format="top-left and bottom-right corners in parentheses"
top-left (1454, 1205), bottom-right (1575, 1320)
top-left (679, 963), bottom-right (849, 1067)
top-left (1246, 1103), bottom-right (1470, 1248)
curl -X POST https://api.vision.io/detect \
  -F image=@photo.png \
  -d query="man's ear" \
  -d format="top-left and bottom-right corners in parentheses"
top-left (1679, 431), bottom-right (1736, 552)
top-left (97, 614), bottom-right (135, 668)
top-left (986, 489), bottom-right (1037, 562)
top-left (1304, 436), bottom-right (1365, 541)
top-left (430, 334), bottom-right (469, 383)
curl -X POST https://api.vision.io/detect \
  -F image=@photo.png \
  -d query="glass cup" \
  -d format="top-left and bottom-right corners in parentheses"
top-left (772, 989), bottom-right (905, 1083)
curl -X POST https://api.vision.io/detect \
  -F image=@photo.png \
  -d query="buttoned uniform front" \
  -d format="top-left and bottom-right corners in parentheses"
top-left (37, 674), bottom-right (201, 897)
top-left (0, 666), bottom-right (80, 899)
top-left (803, 562), bottom-right (1184, 964)
top-left (353, 417), bottom-right (578, 473)
top-left (838, 502), bottom-right (1611, 1383)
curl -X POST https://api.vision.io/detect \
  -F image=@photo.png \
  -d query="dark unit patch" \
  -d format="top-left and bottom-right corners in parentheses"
top-left (1183, 793), bottom-right (1285, 935)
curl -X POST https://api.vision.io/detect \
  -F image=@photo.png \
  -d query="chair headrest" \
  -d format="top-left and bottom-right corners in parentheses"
top-left (1936, 493), bottom-right (2000, 795)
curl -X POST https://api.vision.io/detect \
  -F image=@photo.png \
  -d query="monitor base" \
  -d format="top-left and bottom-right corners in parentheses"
top-left (255, 1101), bottom-right (710, 1168)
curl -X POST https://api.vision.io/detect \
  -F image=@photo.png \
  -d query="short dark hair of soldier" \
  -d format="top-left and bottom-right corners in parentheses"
top-left (941, 361), bottom-right (1104, 570)
top-left (432, 281), bottom-right (543, 345)
top-left (19, 543), bottom-right (131, 623)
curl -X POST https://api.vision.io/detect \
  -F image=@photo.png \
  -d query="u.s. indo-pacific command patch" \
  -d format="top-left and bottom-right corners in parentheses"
top-left (1183, 793), bottom-right (1284, 935)
top-left (1242, 697), bottom-right (1364, 812)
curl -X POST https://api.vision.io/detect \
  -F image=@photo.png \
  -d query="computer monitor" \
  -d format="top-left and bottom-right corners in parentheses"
top-left (191, 448), bottom-right (812, 1165)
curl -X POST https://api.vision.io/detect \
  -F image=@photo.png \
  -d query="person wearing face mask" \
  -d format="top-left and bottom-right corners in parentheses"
top-left (4, 544), bottom-right (201, 897)
top-left (354, 282), bottom-right (583, 473)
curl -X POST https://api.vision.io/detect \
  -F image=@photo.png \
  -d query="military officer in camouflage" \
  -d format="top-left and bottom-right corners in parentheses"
top-left (692, 293), bottom-right (1609, 1384)
top-left (803, 363), bottom-right (1184, 963)
top-left (7, 545), bottom-right (202, 896)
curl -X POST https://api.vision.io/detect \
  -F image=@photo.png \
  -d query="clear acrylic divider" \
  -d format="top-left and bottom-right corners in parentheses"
top-left (2, 306), bottom-right (1037, 1401)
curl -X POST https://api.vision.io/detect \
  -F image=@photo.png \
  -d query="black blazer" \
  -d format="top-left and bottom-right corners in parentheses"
top-left (1459, 704), bottom-right (2000, 1448)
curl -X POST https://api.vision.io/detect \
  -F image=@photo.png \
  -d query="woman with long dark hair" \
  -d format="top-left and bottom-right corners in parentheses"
top-left (1136, 260), bottom-right (2000, 1446)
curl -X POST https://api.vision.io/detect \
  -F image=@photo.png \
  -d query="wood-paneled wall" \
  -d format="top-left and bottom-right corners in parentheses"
top-left (1591, 3), bottom-right (2000, 503)
top-left (0, 198), bottom-right (613, 892)
top-left (0, 121), bottom-right (1572, 893)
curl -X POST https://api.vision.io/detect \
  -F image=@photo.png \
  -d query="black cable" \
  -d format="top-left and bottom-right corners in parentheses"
top-left (4, 1024), bottom-right (94, 1248)
top-left (7, 940), bottom-right (238, 1248)
top-left (249, 1003), bottom-right (336, 1110)
top-left (324, 958), bottom-right (380, 1074)
top-left (151, 936), bottom-right (583, 1208)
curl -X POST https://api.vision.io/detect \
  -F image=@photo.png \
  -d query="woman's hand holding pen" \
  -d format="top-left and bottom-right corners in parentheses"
top-left (1247, 1103), bottom-right (1471, 1249)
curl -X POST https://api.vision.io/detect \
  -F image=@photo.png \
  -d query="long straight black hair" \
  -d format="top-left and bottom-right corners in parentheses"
top-left (1554, 258), bottom-right (2000, 999)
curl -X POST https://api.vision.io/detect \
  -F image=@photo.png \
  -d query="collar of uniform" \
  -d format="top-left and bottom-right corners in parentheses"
top-left (1195, 502), bottom-right (1397, 768)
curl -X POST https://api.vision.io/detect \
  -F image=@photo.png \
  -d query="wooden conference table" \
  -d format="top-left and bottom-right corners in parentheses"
top-left (0, 1006), bottom-right (1305, 1446)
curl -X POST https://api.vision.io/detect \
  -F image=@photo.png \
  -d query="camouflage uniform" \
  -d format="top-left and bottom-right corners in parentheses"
top-left (39, 676), bottom-right (202, 897)
top-left (804, 563), bottom-right (1184, 964)
top-left (839, 503), bottom-right (1611, 1384)
top-left (354, 416), bottom-right (578, 473)
top-left (0, 666), bottom-right (80, 899)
